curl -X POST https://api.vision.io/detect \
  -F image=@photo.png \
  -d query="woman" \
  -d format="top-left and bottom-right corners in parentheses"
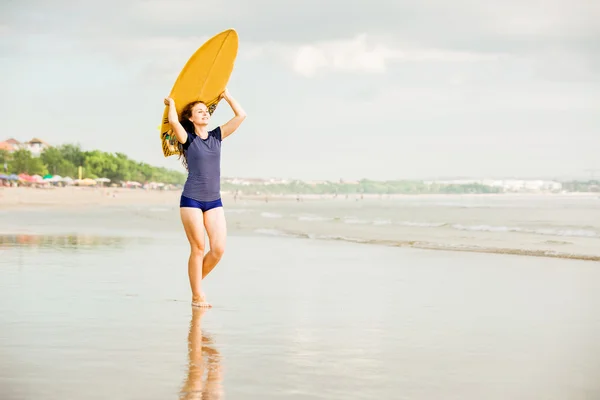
top-left (164, 88), bottom-right (246, 308)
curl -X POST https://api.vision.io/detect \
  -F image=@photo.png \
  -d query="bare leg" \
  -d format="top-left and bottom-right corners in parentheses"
top-left (202, 206), bottom-right (227, 279)
top-left (180, 207), bottom-right (211, 307)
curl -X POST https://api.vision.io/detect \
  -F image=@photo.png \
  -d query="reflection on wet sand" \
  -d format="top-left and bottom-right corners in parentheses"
top-left (180, 308), bottom-right (223, 399)
top-left (0, 233), bottom-right (127, 249)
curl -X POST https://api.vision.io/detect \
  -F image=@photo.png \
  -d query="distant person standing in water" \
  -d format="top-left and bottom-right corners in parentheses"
top-left (164, 88), bottom-right (247, 308)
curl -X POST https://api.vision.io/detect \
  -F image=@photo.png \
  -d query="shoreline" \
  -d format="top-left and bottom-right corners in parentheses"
top-left (2, 187), bottom-right (598, 263)
top-left (2, 225), bottom-right (598, 263)
top-left (240, 226), bottom-right (600, 262)
top-left (287, 233), bottom-right (600, 262)
top-left (1, 186), bottom-right (598, 211)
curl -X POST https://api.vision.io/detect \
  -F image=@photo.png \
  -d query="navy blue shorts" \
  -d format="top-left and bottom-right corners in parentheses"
top-left (180, 195), bottom-right (223, 212)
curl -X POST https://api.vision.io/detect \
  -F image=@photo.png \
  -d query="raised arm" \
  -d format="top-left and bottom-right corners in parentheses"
top-left (219, 89), bottom-right (247, 140)
top-left (164, 97), bottom-right (188, 144)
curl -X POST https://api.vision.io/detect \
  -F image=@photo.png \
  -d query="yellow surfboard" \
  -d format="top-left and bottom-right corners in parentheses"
top-left (160, 29), bottom-right (239, 157)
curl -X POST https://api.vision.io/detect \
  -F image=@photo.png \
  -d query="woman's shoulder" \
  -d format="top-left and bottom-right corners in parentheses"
top-left (182, 128), bottom-right (196, 149)
top-left (209, 126), bottom-right (222, 141)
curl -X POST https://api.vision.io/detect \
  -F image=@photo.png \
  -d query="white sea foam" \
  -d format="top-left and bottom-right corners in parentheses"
top-left (343, 217), bottom-right (369, 224)
top-left (452, 224), bottom-right (598, 238)
top-left (373, 219), bottom-right (392, 225)
top-left (399, 221), bottom-right (447, 228)
top-left (297, 214), bottom-right (332, 222)
top-left (254, 228), bottom-right (289, 237)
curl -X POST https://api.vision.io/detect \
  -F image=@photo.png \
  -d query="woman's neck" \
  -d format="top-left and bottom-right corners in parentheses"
top-left (194, 125), bottom-right (209, 139)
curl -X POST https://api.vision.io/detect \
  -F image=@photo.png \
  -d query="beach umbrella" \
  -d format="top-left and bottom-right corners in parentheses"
top-left (78, 178), bottom-right (97, 186)
top-left (95, 177), bottom-right (111, 183)
top-left (8, 174), bottom-right (18, 181)
top-left (43, 174), bottom-right (53, 180)
top-left (0, 174), bottom-right (7, 180)
top-left (31, 174), bottom-right (43, 182)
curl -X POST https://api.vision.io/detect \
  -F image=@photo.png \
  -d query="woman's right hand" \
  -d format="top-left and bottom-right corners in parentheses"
top-left (164, 97), bottom-right (175, 106)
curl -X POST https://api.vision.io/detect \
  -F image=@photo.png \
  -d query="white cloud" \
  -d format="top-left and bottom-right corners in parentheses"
top-left (292, 35), bottom-right (393, 76)
top-left (2, 0), bottom-right (598, 180)
top-left (249, 34), bottom-right (505, 77)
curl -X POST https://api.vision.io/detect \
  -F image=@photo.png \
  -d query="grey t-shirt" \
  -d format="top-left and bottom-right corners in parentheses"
top-left (181, 127), bottom-right (222, 202)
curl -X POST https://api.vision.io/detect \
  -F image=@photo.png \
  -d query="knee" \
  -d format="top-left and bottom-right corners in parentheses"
top-left (190, 242), bottom-right (205, 255)
top-left (211, 242), bottom-right (225, 259)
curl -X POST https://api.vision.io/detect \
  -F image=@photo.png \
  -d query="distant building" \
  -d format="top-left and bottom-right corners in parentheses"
top-left (222, 177), bottom-right (273, 186)
top-left (0, 138), bottom-right (21, 152)
top-left (0, 141), bottom-right (16, 152)
top-left (24, 138), bottom-right (51, 156)
top-left (264, 178), bottom-right (290, 185)
top-left (0, 137), bottom-right (51, 156)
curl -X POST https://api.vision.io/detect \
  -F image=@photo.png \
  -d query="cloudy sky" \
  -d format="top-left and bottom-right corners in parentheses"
top-left (1, 0), bottom-right (598, 180)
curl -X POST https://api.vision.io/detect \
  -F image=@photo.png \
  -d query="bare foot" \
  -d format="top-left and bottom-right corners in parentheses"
top-left (191, 292), bottom-right (212, 308)
top-left (191, 300), bottom-right (212, 308)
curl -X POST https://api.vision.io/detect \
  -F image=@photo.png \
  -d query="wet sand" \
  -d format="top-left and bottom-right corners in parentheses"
top-left (1, 230), bottom-right (600, 399)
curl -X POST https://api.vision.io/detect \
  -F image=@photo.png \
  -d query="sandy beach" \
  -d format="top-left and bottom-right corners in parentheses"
top-left (0, 186), bottom-right (353, 210)
top-left (3, 186), bottom-right (596, 210)
top-left (0, 186), bottom-right (182, 209)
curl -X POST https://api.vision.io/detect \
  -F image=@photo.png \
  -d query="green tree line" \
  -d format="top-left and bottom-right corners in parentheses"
top-left (222, 179), bottom-right (600, 195)
top-left (0, 145), bottom-right (186, 185)
top-left (560, 180), bottom-right (600, 192)
top-left (222, 179), bottom-right (504, 195)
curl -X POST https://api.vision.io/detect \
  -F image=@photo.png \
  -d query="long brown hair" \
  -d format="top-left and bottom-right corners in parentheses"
top-left (178, 100), bottom-right (205, 170)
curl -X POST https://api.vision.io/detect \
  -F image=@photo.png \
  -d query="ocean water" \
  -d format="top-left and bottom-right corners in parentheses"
top-left (1, 197), bottom-right (600, 399)
top-left (229, 194), bottom-right (600, 260)
top-left (2, 193), bottom-right (599, 260)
